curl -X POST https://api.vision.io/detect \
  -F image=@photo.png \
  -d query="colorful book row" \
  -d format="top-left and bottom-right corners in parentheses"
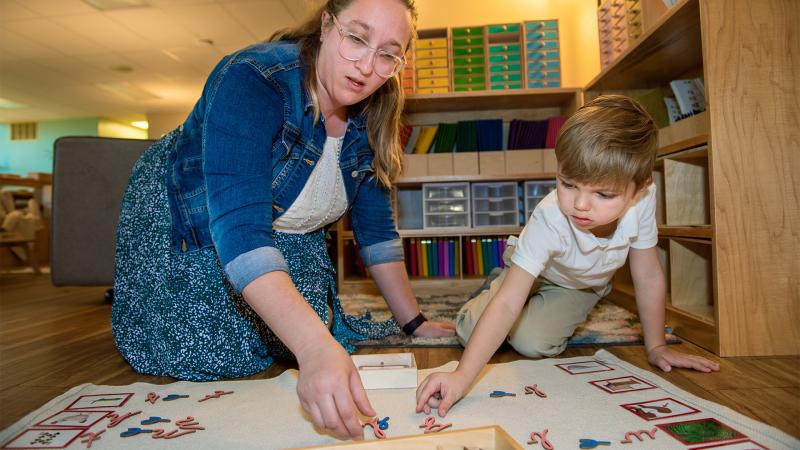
top-left (464, 237), bottom-right (508, 277)
top-left (402, 116), bottom-right (566, 154)
top-left (405, 238), bottom-right (459, 278)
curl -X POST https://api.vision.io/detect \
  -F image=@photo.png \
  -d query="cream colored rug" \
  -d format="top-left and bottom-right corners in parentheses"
top-left (1, 350), bottom-right (796, 449)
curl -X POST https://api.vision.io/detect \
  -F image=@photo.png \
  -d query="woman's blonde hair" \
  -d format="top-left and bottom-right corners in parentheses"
top-left (269, 0), bottom-right (418, 188)
top-left (555, 95), bottom-right (658, 191)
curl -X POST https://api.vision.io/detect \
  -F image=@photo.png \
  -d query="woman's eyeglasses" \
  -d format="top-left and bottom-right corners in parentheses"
top-left (331, 15), bottom-right (406, 78)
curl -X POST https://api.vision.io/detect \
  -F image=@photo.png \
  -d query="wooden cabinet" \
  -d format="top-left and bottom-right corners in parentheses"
top-left (587, 0), bottom-right (799, 357)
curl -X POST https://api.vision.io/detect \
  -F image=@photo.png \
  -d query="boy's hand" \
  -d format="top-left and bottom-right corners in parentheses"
top-left (647, 345), bottom-right (720, 373)
top-left (415, 371), bottom-right (470, 417)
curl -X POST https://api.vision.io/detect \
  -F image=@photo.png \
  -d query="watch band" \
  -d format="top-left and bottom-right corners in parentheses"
top-left (401, 312), bottom-right (427, 335)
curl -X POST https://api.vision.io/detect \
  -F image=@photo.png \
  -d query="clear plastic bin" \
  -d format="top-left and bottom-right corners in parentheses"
top-left (473, 211), bottom-right (519, 227)
top-left (425, 199), bottom-right (468, 213)
top-left (425, 213), bottom-right (470, 228)
top-left (424, 182), bottom-right (469, 199)
top-left (422, 183), bottom-right (470, 228)
top-left (524, 180), bottom-right (556, 220)
top-left (473, 197), bottom-right (518, 213)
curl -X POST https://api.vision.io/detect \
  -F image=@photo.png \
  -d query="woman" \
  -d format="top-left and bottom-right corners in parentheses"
top-left (112, 0), bottom-right (454, 439)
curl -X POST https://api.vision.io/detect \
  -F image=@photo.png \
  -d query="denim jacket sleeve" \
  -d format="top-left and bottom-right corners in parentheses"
top-left (349, 171), bottom-right (404, 267)
top-left (203, 62), bottom-right (289, 292)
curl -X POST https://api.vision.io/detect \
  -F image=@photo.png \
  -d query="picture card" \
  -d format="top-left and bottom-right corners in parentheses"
top-left (691, 439), bottom-right (769, 449)
top-left (589, 375), bottom-right (657, 394)
top-left (64, 393), bottom-right (133, 410)
top-left (33, 410), bottom-right (111, 429)
top-left (1, 428), bottom-right (84, 449)
top-left (656, 418), bottom-right (747, 445)
top-left (620, 397), bottom-right (700, 421)
top-left (554, 360), bottom-right (614, 375)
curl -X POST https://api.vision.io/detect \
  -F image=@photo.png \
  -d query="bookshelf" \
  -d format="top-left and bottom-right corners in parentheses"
top-left (587, 0), bottom-right (798, 357)
top-left (335, 88), bottom-right (581, 296)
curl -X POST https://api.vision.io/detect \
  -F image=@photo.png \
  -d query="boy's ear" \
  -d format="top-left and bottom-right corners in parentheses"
top-left (633, 177), bottom-right (652, 201)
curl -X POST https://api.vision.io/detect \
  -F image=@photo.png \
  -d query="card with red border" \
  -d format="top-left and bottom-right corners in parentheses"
top-left (620, 397), bottom-right (700, 421)
top-left (554, 360), bottom-right (614, 375)
top-left (33, 410), bottom-right (111, 429)
top-left (691, 439), bottom-right (769, 449)
top-left (656, 418), bottom-right (747, 446)
top-left (589, 375), bottom-right (657, 394)
top-left (1, 428), bottom-right (84, 449)
top-left (64, 393), bottom-right (133, 410)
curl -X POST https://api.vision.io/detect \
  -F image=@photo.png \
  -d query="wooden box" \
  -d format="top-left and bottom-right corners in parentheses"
top-left (296, 425), bottom-right (525, 449)
top-left (478, 152), bottom-right (506, 175)
top-left (453, 152), bottom-right (479, 175)
top-left (428, 153), bottom-right (455, 176)
top-left (402, 154), bottom-right (429, 178)
top-left (504, 149), bottom-right (543, 175)
top-left (351, 353), bottom-right (417, 390)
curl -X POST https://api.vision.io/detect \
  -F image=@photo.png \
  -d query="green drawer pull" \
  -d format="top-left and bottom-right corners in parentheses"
top-left (452, 27), bottom-right (483, 36)
top-left (454, 75), bottom-right (486, 85)
top-left (490, 83), bottom-right (522, 90)
top-left (453, 66), bottom-right (484, 75)
top-left (489, 44), bottom-right (520, 53)
top-left (489, 63), bottom-right (521, 72)
top-left (453, 56), bottom-right (485, 65)
top-left (488, 24), bottom-right (520, 34)
top-left (453, 46), bottom-right (485, 56)
top-left (490, 73), bottom-right (521, 82)
top-left (489, 54), bottom-right (521, 63)
top-left (452, 37), bottom-right (484, 46)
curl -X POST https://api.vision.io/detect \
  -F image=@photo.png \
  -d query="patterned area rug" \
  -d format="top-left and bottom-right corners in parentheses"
top-left (341, 294), bottom-right (680, 348)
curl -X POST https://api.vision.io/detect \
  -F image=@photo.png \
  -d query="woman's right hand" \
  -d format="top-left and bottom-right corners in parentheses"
top-left (296, 339), bottom-right (374, 440)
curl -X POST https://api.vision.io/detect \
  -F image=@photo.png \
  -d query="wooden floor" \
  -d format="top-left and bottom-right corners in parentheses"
top-left (1, 272), bottom-right (798, 438)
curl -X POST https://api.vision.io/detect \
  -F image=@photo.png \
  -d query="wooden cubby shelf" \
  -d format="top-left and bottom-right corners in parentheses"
top-left (585, 0), bottom-right (702, 91)
top-left (587, 0), bottom-right (798, 356)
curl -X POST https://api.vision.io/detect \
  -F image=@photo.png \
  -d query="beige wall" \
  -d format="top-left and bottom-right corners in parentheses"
top-left (146, 111), bottom-right (190, 139)
top-left (415, 0), bottom-right (600, 88)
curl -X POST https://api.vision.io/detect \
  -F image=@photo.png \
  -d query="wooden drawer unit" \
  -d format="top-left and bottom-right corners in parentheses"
top-left (451, 26), bottom-right (486, 91)
top-left (414, 29), bottom-right (450, 92)
top-left (524, 19), bottom-right (561, 89)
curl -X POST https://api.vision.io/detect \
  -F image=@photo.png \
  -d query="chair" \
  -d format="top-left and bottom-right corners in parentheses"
top-left (51, 136), bottom-right (153, 297)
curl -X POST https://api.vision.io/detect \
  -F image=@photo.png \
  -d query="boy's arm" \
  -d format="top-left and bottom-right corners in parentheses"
top-left (456, 265), bottom-right (536, 380)
top-left (415, 264), bottom-right (536, 416)
top-left (629, 247), bottom-right (720, 372)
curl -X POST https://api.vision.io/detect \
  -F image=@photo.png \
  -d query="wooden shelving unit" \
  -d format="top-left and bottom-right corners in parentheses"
top-left (594, 0), bottom-right (798, 356)
top-left (335, 0), bottom-right (798, 356)
top-left (335, 88), bottom-right (580, 296)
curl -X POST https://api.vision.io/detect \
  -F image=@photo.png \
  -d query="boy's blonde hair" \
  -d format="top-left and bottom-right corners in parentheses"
top-left (555, 95), bottom-right (658, 191)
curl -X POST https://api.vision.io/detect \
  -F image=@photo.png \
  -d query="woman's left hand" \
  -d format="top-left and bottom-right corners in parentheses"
top-left (413, 320), bottom-right (456, 337)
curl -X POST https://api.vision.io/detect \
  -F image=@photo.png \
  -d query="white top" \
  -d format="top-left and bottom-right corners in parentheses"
top-left (510, 183), bottom-right (658, 296)
top-left (273, 136), bottom-right (348, 234)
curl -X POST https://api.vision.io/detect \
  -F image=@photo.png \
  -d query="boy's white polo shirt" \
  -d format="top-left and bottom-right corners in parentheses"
top-left (511, 183), bottom-right (658, 296)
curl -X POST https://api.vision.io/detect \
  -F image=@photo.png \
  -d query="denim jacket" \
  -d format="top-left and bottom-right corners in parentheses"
top-left (166, 41), bottom-right (403, 293)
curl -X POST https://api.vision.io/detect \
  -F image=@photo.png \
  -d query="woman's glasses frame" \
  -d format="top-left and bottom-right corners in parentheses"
top-left (330, 14), bottom-right (406, 79)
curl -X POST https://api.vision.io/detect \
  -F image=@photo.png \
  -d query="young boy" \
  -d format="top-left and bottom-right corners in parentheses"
top-left (416, 95), bottom-right (720, 417)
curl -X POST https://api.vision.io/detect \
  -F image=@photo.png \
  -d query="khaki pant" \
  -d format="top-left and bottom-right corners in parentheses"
top-left (456, 267), bottom-right (601, 358)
